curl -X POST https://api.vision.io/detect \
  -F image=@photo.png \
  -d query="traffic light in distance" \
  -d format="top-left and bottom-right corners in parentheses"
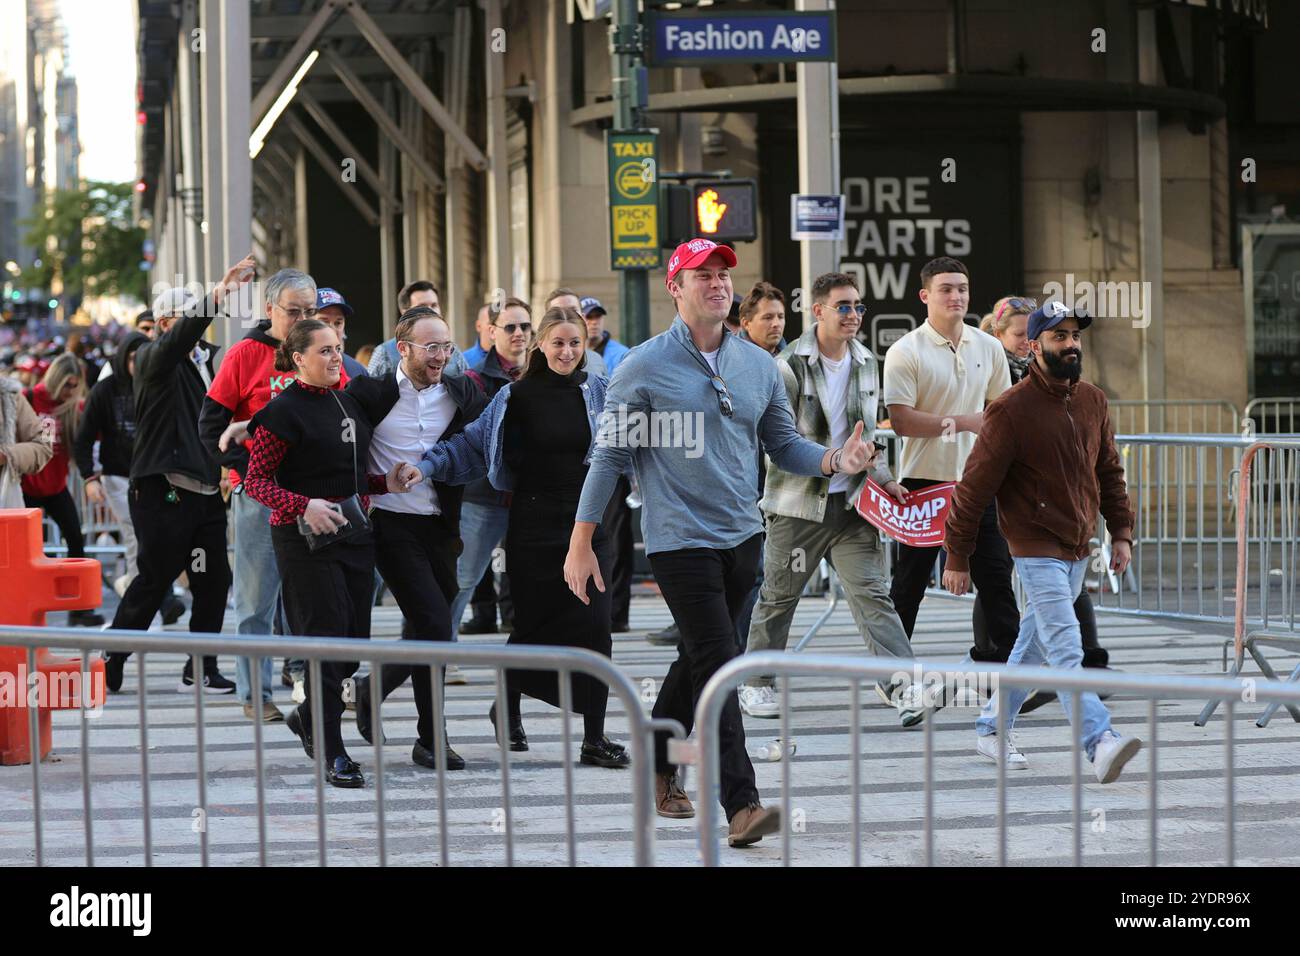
top-left (691, 179), bottom-right (757, 242)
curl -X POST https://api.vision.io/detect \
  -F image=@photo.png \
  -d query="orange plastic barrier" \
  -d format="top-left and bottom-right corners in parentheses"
top-left (0, 508), bottom-right (106, 764)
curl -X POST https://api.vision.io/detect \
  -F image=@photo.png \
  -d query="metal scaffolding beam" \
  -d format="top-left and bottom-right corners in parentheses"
top-left (283, 112), bottom-right (381, 228)
top-left (249, 0), bottom-right (342, 131)
top-left (322, 48), bottom-right (445, 192)
top-left (297, 88), bottom-right (397, 206)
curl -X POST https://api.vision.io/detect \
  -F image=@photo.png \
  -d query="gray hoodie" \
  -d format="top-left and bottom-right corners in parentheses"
top-left (575, 315), bottom-right (827, 554)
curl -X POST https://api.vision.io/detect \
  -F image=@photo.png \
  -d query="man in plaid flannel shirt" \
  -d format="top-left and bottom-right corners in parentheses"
top-left (740, 272), bottom-right (926, 728)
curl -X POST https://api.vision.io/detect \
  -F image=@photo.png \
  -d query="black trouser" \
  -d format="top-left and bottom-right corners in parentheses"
top-left (111, 475), bottom-right (231, 671)
top-left (602, 477), bottom-right (635, 625)
top-left (26, 488), bottom-right (85, 559)
top-left (470, 566), bottom-right (496, 623)
top-left (273, 525), bottom-right (374, 762)
top-left (369, 509), bottom-right (458, 747)
top-left (889, 477), bottom-right (1019, 662)
top-left (649, 534), bottom-right (763, 821)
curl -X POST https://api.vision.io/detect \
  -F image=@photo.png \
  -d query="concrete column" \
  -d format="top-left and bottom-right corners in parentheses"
top-left (200, 0), bottom-right (224, 290)
top-left (380, 85), bottom-right (399, 334)
top-left (294, 145), bottom-right (310, 267)
top-left (219, 0), bottom-right (253, 348)
top-left (795, 0), bottom-right (839, 334)
top-left (483, 0), bottom-right (512, 297)
top-left (176, 2), bottom-right (202, 285)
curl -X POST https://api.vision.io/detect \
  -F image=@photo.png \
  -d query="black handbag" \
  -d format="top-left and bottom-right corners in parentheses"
top-left (296, 391), bottom-right (372, 552)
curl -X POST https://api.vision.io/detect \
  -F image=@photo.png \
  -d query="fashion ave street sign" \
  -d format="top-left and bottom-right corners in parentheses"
top-left (645, 11), bottom-right (837, 66)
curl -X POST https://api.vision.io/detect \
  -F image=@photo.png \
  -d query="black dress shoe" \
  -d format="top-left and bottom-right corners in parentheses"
top-left (326, 756), bottom-right (364, 789)
top-left (611, 619), bottom-right (630, 634)
top-left (286, 707), bottom-right (314, 759)
top-left (488, 702), bottom-right (528, 751)
top-left (580, 736), bottom-right (630, 768)
top-left (160, 593), bottom-right (186, 626)
top-left (68, 609), bottom-right (104, 627)
top-left (104, 652), bottom-right (128, 693)
top-left (1019, 689), bottom-right (1058, 714)
top-left (459, 617), bottom-right (498, 635)
top-left (413, 739), bottom-right (466, 771)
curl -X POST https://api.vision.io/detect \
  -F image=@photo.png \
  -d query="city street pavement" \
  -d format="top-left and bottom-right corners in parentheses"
top-left (3, 589), bottom-right (1298, 867)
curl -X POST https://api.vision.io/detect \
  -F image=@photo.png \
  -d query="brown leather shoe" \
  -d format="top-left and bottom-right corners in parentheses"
top-left (728, 802), bottom-right (780, 847)
top-left (655, 771), bottom-right (695, 819)
top-left (243, 700), bottom-right (284, 723)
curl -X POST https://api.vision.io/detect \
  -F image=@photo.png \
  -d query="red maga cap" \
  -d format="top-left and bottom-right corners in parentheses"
top-left (665, 238), bottom-right (738, 286)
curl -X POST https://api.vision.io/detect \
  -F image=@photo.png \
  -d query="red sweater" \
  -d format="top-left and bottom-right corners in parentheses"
top-left (20, 383), bottom-right (75, 498)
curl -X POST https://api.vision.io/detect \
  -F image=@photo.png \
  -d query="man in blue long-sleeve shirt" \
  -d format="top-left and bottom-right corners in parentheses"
top-left (565, 238), bottom-right (879, 848)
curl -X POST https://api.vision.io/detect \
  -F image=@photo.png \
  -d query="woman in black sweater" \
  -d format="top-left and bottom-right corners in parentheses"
top-left (243, 319), bottom-right (418, 788)
top-left (420, 306), bottom-right (629, 767)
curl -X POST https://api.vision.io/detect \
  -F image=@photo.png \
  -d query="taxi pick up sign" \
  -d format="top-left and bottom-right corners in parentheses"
top-left (855, 477), bottom-right (957, 548)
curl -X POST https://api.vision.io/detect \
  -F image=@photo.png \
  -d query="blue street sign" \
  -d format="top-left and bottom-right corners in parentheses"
top-left (645, 11), bottom-right (836, 66)
top-left (791, 194), bottom-right (845, 241)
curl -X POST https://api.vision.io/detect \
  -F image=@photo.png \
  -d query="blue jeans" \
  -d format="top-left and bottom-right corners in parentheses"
top-left (232, 491), bottom-right (279, 703)
top-left (449, 501), bottom-right (510, 641)
top-left (976, 556), bottom-right (1113, 760)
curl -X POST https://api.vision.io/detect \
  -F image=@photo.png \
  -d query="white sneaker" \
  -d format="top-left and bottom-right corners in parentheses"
top-left (976, 733), bottom-right (1029, 770)
top-left (738, 684), bottom-right (781, 718)
top-left (896, 683), bottom-right (928, 727)
top-left (291, 677), bottom-right (306, 704)
top-left (875, 681), bottom-right (900, 709)
top-left (444, 663), bottom-right (468, 685)
top-left (1092, 730), bottom-right (1141, 784)
top-left (753, 737), bottom-right (797, 761)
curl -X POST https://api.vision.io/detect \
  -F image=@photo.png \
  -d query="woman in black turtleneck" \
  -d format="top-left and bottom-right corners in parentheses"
top-left (419, 306), bottom-right (629, 767)
top-left (242, 319), bottom-right (419, 789)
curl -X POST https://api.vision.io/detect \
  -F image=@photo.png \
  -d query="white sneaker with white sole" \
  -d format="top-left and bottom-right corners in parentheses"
top-left (1092, 730), bottom-right (1142, 784)
top-left (738, 684), bottom-right (781, 718)
top-left (444, 663), bottom-right (468, 685)
top-left (976, 733), bottom-right (1029, 770)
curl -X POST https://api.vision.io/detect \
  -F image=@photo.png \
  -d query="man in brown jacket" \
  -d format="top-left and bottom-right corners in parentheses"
top-left (0, 377), bottom-right (54, 508)
top-left (942, 302), bottom-right (1142, 784)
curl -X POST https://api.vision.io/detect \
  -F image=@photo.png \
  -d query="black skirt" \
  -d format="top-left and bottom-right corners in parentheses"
top-left (504, 492), bottom-right (613, 715)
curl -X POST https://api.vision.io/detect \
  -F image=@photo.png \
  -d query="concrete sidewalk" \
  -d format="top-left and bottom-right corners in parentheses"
top-left (3, 592), bottom-right (1299, 866)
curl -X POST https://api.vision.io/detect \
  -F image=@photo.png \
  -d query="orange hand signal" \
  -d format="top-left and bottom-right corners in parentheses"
top-left (697, 189), bottom-right (727, 233)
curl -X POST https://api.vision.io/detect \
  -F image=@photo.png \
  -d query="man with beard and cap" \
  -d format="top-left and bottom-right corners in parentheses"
top-left (942, 301), bottom-right (1142, 784)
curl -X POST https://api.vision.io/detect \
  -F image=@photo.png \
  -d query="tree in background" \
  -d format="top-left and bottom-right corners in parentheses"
top-left (19, 181), bottom-right (148, 304)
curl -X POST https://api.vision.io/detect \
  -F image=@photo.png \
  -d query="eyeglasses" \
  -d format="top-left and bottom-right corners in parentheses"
top-left (278, 305), bottom-right (319, 320)
top-left (829, 303), bottom-right (867, 317)
top-left (994, 297), bottom-right (1038, 322)
top-left (403, 340), bottom-right (455, 355)
top-left (710, 376), bottom-right (734, 418)
top-left (496, 322), bottom-right (531, 335)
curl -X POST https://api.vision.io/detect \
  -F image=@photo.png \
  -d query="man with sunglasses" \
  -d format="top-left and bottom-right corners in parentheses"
top-left (446, 297), bottom-right (532, 642)
top-left (346, 307), bottom-right (488, 770)
top-left (742, 272), bottom-right (925, 728)
top-left (199, 268), bottom-right (350, 720)
top-left (565, 239), bottom-right (880, 848)
top-left (882, 256), bottom-right (1019, 671)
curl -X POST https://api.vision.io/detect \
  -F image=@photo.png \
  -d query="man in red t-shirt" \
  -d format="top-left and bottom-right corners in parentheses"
top-left (199, 268), bottom-right (349, 721)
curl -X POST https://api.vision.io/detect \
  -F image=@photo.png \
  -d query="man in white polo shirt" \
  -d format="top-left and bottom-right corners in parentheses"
top-left (882, 257), bottom-right (1020, 666)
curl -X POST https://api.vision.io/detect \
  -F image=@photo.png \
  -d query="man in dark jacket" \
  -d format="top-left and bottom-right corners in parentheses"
top-left (943, 302), bottom-right (1141, 784)
top-left (346, 307), bottom-right (488, 769)
top-left (104, 255), bottom-right (257, 695)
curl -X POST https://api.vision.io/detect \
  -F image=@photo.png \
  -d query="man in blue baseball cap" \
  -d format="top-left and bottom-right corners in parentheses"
top-left (316, 287), bottom-right (368, 379)
top-left (579, 296), bottom-right (630, 378)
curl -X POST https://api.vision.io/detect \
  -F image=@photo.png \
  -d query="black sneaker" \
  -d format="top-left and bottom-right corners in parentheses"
top-left (611, 619), bottom-right (631, 634)
top-left (177, 670), bottom-right (237, 695)
top-left (459, 616), bottom-right (499, 635)
top-left (160, 593), bottom-right (186, 626)
top-left (1019, 689), bottom-right (1057, 714)
top-left (104, 652), bottom-right (129, 694)
top-left (646, 623), bottom-right (680, 646)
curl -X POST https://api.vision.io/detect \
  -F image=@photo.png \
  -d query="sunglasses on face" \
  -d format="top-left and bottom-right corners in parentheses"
top-left (829, 303), bottom-right (867, 317)
top-left (496, 322), bottom-right (531, 335)
top-left (404, 340), bottom-right (455, 355)
top-left (710, 375), bottom-right (734, 418)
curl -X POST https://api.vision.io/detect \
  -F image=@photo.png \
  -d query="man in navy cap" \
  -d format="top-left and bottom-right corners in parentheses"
top-left (942, 301), bottom-right (1141, 783)
top-left (316, 287), bottom-right (368, 380)
top-left (579, 296), bottom-right (630, 378)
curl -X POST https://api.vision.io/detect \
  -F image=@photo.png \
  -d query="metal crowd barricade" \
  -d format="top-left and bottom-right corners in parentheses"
top-left (1108, 399), bottom-right (1241, 435)
top-left (1195, 439), bottom-right (1300, 727)
top-left (692, 651), bottom-right (1300, 867)
top-left (1245, 397), bottom-right (1300, 435)
top-left (2, 625), bottom-right (677, 867)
